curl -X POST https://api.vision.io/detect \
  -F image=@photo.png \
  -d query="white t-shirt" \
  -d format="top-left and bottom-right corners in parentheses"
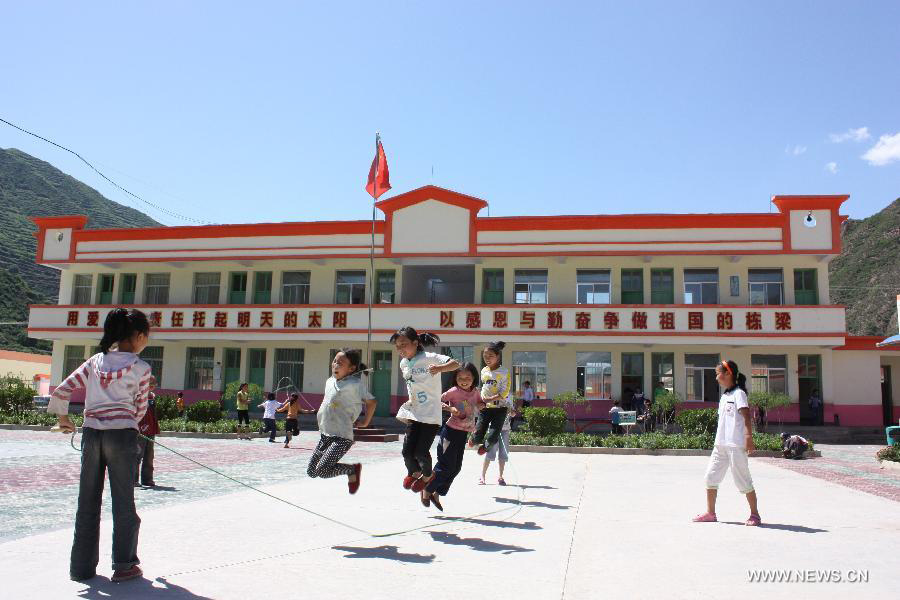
top-left (262, 399), bottom-right (280, 420)
top-left (317, 374), bottom-right (373, 440)
top-left (395, 351), bottom-right (451, 425)
top-left (714, 387), bottom-right (750, 448)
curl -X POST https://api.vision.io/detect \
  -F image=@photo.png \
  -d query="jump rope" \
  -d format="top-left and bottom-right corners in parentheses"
top-left (61, 412), bottom-right (524, 540)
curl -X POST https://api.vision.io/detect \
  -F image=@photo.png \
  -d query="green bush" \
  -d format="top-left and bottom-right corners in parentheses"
top-left (675, 408), bottom-right (719, 435)
top-left (651, 389), bottom-right (682, 430)
top-left (522, 406), bottom-right (568, 436)
top-left (509, 430), bottom-right (794, 451)
top-left (154, 395), bottom-right (180, 420)
top-left (876, 443), bottom-right (900, 463)
top-left (0, 374), bottom-right (35, 416)
top-left (184, 400), bottom-right (222, 423)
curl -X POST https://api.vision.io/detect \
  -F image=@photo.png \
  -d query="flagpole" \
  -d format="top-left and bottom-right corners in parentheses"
top-left (366, 133), bottom-right (378, 371)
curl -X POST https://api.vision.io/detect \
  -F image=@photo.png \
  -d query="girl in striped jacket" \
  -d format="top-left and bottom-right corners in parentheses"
top-left (51, 308), bottom-right (153, 583)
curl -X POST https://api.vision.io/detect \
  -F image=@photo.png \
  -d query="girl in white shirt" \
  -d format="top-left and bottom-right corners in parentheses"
top-left (693, 359), bottom-right (761, 526)
top-left (472, 341), bottom-right (513, 455)
top-left (392, 326), bottom-right (459, 503)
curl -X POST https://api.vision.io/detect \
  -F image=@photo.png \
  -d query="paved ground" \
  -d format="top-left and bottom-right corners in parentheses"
top-left (1, 430), bottom-right (898, 599)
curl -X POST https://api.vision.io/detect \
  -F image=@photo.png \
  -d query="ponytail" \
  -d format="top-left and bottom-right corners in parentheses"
top-left (721, 359), bottom-right (747, 392)
top-left (99, 308), bottom-right (150, 353)
top-left (484, 340), bottom-right (506, 364)
top-left (735, 373), bottom-right (747, 393)
top-left (390, 326), bottom-right (440, 352)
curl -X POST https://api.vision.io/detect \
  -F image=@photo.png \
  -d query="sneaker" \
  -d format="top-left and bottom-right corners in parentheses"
top-left (348, 464), bottom-right (362, 495)
top-left (477, 446), bottom-right (487, 456)
top-left (692, 512), bottom-right (717, 523)
top-left (745, 514), bottom-right (762, 526)
top-left (498, 477), bottom-right (507, 486)
top-left (402, 475), bottom-right (416, 490)
top-left (111, 565), bottom-right (143, 582)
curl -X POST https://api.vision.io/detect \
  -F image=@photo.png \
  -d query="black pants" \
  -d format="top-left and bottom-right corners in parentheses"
top-left (307, 435), bottom-right (355, 478)
top-left (473, 407), bottom-right (508, 449)
top-left (611, 423), bottom-right (623, 434)
top-left (237, 410), bottom-right (249, 425)
top-left (263, 418), bottom-right (277, 441)
top-left (71, 428), bottom-right (141, 578)
top-left (426, 426), bottom-right (468, 496)
top-left (284, 418), bottom-right (299, 440)
top-left (402, 421), bottom-right (441, 477)
top-left (134, 435), bottom-right (154, 485)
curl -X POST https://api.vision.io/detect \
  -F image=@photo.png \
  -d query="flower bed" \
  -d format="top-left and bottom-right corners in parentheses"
top-left (509, 430), bottom-right (805, 452)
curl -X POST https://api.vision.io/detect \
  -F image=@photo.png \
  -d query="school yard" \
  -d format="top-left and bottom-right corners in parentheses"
top-left (0, 429), bottom-right (897, 599)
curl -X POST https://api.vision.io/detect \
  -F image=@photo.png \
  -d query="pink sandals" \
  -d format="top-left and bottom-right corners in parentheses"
top-left (745, 514), bottom-right (762, 526)
top-left (692, 512), bottom-right (717, 523)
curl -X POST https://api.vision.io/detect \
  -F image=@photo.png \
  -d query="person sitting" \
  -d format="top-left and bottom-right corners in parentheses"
top-left (781, 433), bottom-right (809, 459)
top-left (637, 398), bottom-right (655, 432)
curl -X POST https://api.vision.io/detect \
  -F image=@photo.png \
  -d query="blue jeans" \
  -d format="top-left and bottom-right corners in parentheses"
top-left (71, 428), bottom-right (141, 578)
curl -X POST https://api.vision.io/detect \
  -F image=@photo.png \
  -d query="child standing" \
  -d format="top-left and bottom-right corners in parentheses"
top-left (176, 391), bottom-right (185, 418)
top-left (481, 410), bottom-right (512, 485)
top-left (424, 363), bottom-right (481, 510)
top-left (693, 359), bottom-right (761, 526)
top-left (50, 308), bottom-right (153, 582)
top-left (278, 393), bottom-right (314, 448)
top-left (307, 349), bottom-right (377, 494)
top-left (472, 341), bottom-right (512, 456)
top-left (609, 400), bottom-right (623, 434)
top-left (235, 382), bottom-right (251, 440)
top-left (259, 392), bottom-right (280, 443)
top-left (392, 326), bottom-right (459, 500)
top-left (135, 376), bottom-right (159, 487)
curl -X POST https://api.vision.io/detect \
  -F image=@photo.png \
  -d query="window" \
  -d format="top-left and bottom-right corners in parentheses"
top-left (650, 269), bottom-right (674, 304)
top-left (335, 271), bottom-right (366, 304)
top-left (376, 270), bottom-right (395, 304)
top-left (186, 347), bottom-right (215, 390)
top-left (683, 269), bottom-right (719, 304)
top-left (193, 273), bottom-right (221, 304)
top-left (229, 273), bottom-right (247, 304)
top-left (514, 270), bottom-right (548, 304)
top-left (96, 274), bottom-right (114, 304)
top-left (140, 346), bottom-right (164, 384)
top-left (576, 270), bottom-right (611, 304)
top-left (254, 272), bottom-right (273, 304)
top-left (685, 354), bottom-right (720, 402)
top-left (621, 352), bottom-right (644, 399)
top-left (751, 355), bottom-right (787, 394)
top-left (651, 353), bottom-right (675, 398)
top-left (511, 351), bottom-right (547, 398)
top-left (621, 269), bottom-right (644, 304)
top-left (63, 345), bottom-right (85, 378)
top-left (281, 271), bottom-right (310, 304)
top-left (119, 274), bottom-right (136, 304)
top-left (482, 269), bottom-right (504, 304)
top-left (72, 274), bottom-right (93, 304)
top-left (748, 269), bottom-right (783, 305)
top-left (577, 352), bottom-right (612, 399)
top-left (274, 348), bottom-right (304, 390)
top-left (793, 269), bottom-right (818, 305)
top-left (144, 273), bottom-right (170, 304)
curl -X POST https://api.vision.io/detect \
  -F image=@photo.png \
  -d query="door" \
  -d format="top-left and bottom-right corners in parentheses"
top-left (254, 272), bottom-right (272, 304)
top-left (883, 366), bottom-right (893, 427)
top-left (97, 274), bottom-right (114, 304)
top-left (223, 348), bottom-right (241, 410)
top-left (798, 355), bottom-right (822, 425)
top-left (372, 351), bottom-right (393, 417)
top-left (229, 273), bottom-right (248, 304)
top-left (247, 349), bottom-right (266, 389)
top-left (650, 269), bottom-right (674, 304)
top-left (119, 274), bottom-right (136, 304)
top-left (482, 269), bottom-right (504, 304)
top-left (621, 352), bottom-right (644, 410)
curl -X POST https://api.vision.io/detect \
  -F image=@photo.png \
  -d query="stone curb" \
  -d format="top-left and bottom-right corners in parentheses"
top-left (0, 424), bottom-right (275, 440)
top-left (878, 459), bottom-right (900, 471)
top-left (509, 444), bottom-right (821, 458)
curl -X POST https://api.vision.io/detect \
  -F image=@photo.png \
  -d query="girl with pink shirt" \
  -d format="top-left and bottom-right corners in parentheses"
top-left (423, 363), bottom-right (481, 511)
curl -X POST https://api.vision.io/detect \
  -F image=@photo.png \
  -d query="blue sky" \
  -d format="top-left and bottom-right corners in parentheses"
top-left (2, 1), bottom-right (898, 226)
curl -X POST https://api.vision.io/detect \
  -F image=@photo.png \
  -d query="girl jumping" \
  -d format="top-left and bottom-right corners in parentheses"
top-left (423, 362), bottom-right (481, 510)
top-left (693, 359), bottom-right (761, 526)
top-left (307, 349), bottom-right (376, 494)
top-left (472, 341), bottom-right (512, 455)
top-left (392, 326), bottom-right (459, 504)
top-left (51, 308), bottom-right (153, 582)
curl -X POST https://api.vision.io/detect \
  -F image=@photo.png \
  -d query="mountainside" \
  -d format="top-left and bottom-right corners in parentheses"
top-left (830, 198), bottom-right (900, 337)
top-left (0, 148), bottom-right (160, 353)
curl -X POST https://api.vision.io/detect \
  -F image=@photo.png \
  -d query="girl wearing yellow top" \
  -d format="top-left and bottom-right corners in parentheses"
top-left (472, 341), bottom-right (513, 455)
top-left (235, 383), bottom-right (251, 440)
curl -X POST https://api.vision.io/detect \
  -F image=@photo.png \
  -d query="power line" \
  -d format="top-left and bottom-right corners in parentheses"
top-left (0, 116), bottom-right (208, 225)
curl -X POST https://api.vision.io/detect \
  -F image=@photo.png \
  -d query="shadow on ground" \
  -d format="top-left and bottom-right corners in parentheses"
top-left (428, 531), bottom-right (534, 554)
top-left (430, 516), bottom-right (542, 530)
top-left (494, 497), bottom-right (571, 510)
top-left (332, 545), bottom-right (436, 563)
top-left (77, 576), bottom-right (213, 599)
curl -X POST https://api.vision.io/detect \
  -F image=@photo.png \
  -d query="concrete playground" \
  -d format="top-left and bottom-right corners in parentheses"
top-left (0, 430), bottom-right (897, 599)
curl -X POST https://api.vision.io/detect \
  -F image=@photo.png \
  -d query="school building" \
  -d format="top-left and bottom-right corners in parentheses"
top-left (27, 186), bottom-right (900, 427)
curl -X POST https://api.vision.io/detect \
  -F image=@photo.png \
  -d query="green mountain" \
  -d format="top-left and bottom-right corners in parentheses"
top-left (830, 198), bottom-right (900, 337)
top-left (0, 147), bottom-right (161, 353)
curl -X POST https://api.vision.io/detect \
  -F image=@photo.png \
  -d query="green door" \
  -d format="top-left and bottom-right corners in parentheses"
top-left (482, 269), bottom-right (504, 304)
top-left (247, 348), bottom-right (266, 389)
top-left (254, 272), bottom-right (272, 304)
top-left (372, 351), bottom-right (392, 417)
top-left (97, 274), bottom-right (114, 304)
top-left (119, 274), bottom-right (136, 305)
top-left (621, 269), bottom-right (644, 304)
top-left (650, 269), bottom-right (674, 304)
top-left (223, 348), bottom-right (241, 410)
top-left (229, 273), bottom-right (247, 304)
top-left (793, 269), bottom-right (818, 305)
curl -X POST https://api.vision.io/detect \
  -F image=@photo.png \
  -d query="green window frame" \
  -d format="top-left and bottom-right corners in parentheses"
top-left (247, 349), bottom-right (266, 388)
top-left (254, 272), bottom-right (273, 304)
top-left (621, 269), bottom-right (644, 304)
top-left (97, 274), bottom-right (114, 305)
top-left (229, 272), bottom-right (248, 304)
top-left (793, 269), bottom-right (818, 305)
top-left (376, 270), bottom-right (396, 304)
top-left (119, 274), bottom-right (136, 304)
top-left (650, 269), bottom-right (674, 304)
top-left (482, 269), bottom-right (504, 304)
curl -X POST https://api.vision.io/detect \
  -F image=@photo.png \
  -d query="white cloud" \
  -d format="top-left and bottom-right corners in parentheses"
top-left (785, 144), bottom-right (807, 156)
top-left (829, 127), bottom-right (870, 143)
top-left (861, 132), bottom-right (900, 166)
top-left (825, 162), bottom-right (838, 174)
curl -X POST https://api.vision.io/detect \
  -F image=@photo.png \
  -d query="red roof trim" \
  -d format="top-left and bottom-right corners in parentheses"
top-left (375, 185), bottom-right (488, 215)
top-left (834, 335), bottom-right (900, 351)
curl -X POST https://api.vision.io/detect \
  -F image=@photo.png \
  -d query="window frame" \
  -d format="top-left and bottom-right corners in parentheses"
top-left (511, 351), bottom-right (547, 399)
top-left (514, 269), bottom-right (548, 305)
top-left (650, 268), bottom-right (674, 304)
top-left (335, 270), bottom-right (367, 305)
top-left (72, 274), bottom-right (93, 304)
top-left (140, 346), bottom-right (164, 384)
top-left (576, 351), bottom-right (612, 400)
top-left (185, 347), bottom-right (215, 390)
top-left (281, 271), bottom-right (311, 304)
top-left (793, 269), bottom-right (818, 305)
top-left (621, 269), bottom-right (644, 304)
top-left (750, 354), bottom-right (788, 395)
top-left (274, 348), bottom-right (305, 390)
top-left (253, 272), bottom-right (273, 304)
top-left (576, 269), bottom-right (611, 305)
top-left (144, 273), bottom-right (171, 305)
top-left (228, 272), bottom-right (248, 305)
top-left (193, 273), bottom-right (222, 305)
top-left (683, 269), bottom-right (719, 304)
top-left (748, 269), bottom-right (784, 306)
top-left (684, 353), bottom-right (720, 402)
top-left (119, 273), bottom-right (137, 304)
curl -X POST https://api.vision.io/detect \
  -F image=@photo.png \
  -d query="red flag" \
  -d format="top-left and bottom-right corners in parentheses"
top-left (365, 135), bottom-right (391, 199)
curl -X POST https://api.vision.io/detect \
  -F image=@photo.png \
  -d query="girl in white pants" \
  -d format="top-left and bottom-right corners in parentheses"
top-left (693, 359), bottom-right (761, 526)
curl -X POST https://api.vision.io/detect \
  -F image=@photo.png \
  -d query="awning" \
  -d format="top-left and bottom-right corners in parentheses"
top-left (877, 334), bottom-right (900, 348)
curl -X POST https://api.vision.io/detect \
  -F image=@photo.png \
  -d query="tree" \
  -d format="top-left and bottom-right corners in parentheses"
top-left (651, 389), bottom-right (682, 432)
top-left (552, 390), bottom-right (592, 432)
top-left (0, 373), bottom-right (35, 416)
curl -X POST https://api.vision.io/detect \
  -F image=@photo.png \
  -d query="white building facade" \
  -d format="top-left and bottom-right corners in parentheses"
top-left (28, 186), bottom-right (900, 426)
